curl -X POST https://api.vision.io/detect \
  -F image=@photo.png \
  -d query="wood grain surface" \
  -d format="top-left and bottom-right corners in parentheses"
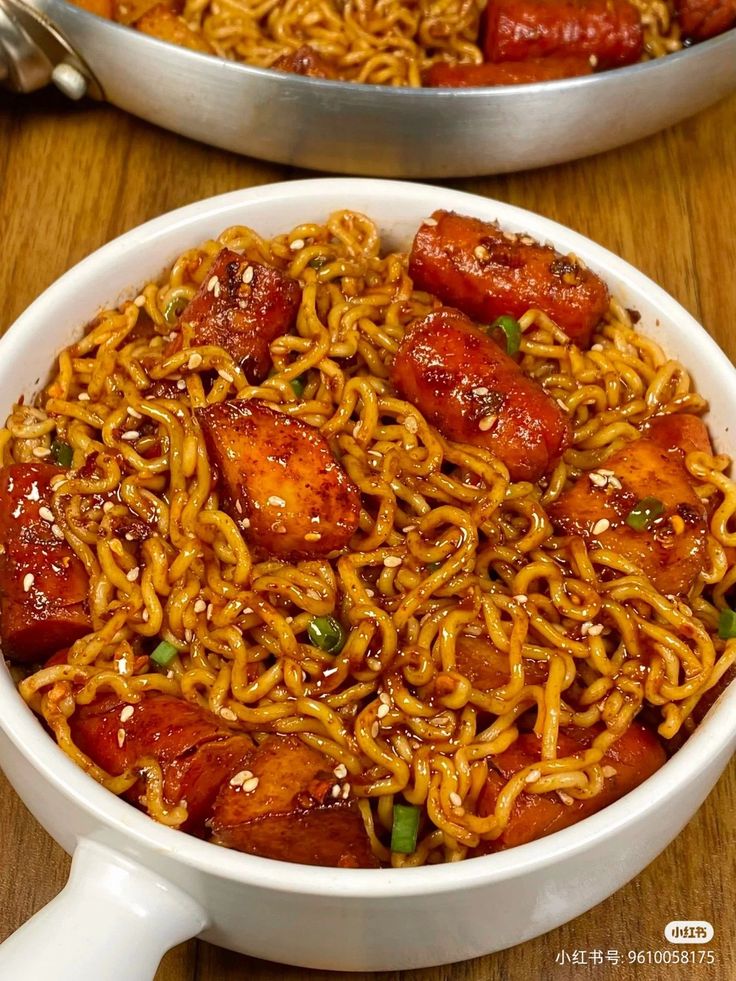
top-left (0, 84), bottom-right (735, 981)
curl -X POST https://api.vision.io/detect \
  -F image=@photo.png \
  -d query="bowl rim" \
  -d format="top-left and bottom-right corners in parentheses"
top-left (51, 0), bottom-right (736, 98)
top-left (1, 176), bottom-right (736, 899)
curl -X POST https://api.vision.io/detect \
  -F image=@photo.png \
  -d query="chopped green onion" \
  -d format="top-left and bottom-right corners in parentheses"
top-left (492, 315), bottom-right (522, 356)
top-left (718, 608), bottom-right (736, 640)
top-left (163, 296), bottom-right (188, 325)
top-left (391, 803), bottom-right (421, 854)
top-left (427, 561), bottom-right (442, 572)
top-left (290, 376), bottom-right (305, 397)
top-left (50, 439), bottom-right (73, 468)
top-left (307, 615), bottom-right (346, 654)
top-left (150, 640), bottom-right (178, 667)
top-left (625, 496), bottom-right (665, 531)
top-left (308, 256), bottom-right (327, 269)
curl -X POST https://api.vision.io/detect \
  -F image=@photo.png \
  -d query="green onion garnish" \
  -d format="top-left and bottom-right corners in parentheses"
top-left (307, 615), bottom-right (346, 654)
top-left (290, 376), bottom-right (305, 397)
top-left (625, 497), bottom-right (665, 531)
top-left (163, 296), bottom-right (188, 325)
top-left (427, 561), bottom-right (442, 572)
top-left (391, 803), bottom-right (421, 854)
top-left (718, 608), bottom-right (736, 640)
top-left (150, 640), bottom-right (178, 667)
top-left (492, 315), bottom-right (522, 356)
top-left (50, 439), bottom-right (73, 468)
top-left (308, 256), bottom-right (327, 269)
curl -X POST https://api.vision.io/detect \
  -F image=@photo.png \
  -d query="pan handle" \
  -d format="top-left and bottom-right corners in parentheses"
top-left (0, 837), bottom-right (208, 980)
top-left (0, 0), bottom-right (101, 96)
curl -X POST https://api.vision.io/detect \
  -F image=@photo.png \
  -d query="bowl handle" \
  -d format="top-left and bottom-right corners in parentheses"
top-left (0, 837), bottom-right (208, 980)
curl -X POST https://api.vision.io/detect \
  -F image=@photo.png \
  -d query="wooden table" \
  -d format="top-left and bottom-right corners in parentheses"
top-left (0, 85), bottom-right (735, 981)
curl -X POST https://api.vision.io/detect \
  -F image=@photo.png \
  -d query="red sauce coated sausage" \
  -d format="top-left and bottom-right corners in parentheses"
top-left (390, 308), bottom-right (572, 482)
top-left (180, 248), bottom-right (301, 382)
top-left (677, 0), bottom-right (736, 39)
top-left (475, 723), bottom-right (666, 851)
top-left (482, 0), bottom-right (643, 68)
top-left (0, 463), bottom-right (90, 663)
top-left (409, 210), bottom-right (609, 349)
top-left (424, 55), bottom-right (593, 87)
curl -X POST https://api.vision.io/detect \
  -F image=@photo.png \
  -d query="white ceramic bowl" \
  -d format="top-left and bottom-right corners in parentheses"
top-left (0, 179), bottom-right (735, 981)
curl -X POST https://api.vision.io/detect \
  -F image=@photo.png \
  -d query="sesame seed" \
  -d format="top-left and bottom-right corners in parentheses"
top-left (404, 416), bottom-right (418, 434)
top-left (331, 784), bottom-right (341, 798)
top-left (473, 386), bottom-right (489, 395)
top-left (341, 783), bottom-right (351, 799)
top-left (304, 532), bottom-right (322, 542)
top-left (379, 692), bottom-right (391, 705)
top-left (23, 573), bottom-right (35, 592)
top-left (241, 518), bottom-right (251, 528)
top-left (194, 599), bottom-right (207, 614)
top-left (525, 769), bottom-right (541, 783)
top-left (78, 392), bottom-right (90, 401)
top-left (333, 763), bottom-right (348, 779)
top-left (589, 472), bottom-right (607, 487)
top-left (598, 469), bottom-right (614, 476)
top-left (513, 594), bottom-right (528, 604)
top-left (184, 628), bottom-right (193, 643)
top-left (128, 408), bottom-right (142, 420)
top-left (371, 722), bottom-right (380, 738)
top-left (377, 703), bottom-right (390, 719)
top-left (243, 265), bottom-right (254, 284)
top-left (102, 501), bottom-right (114, 513)
top-left (235, 499), bottom-right (243, 514)
top-left (267, 495), bottom-right (286, 508)
top-left (587, 623), bottom-right (604, 637)
top-left (591, 343), bottom-right (603, 351)
top-left (478, 414), bottom-right (497, 432)
top-left (117, 656), bottom-right (128, 674)
top-left (449, 792), bottom-right (462, 807)
top-left (117, 728), bottom-right (126, 748)
top-left (423, 217), bottom-right (438, 226)
top-left (271, 522), bottom-right (287, 534)
top-left (126, 567), bottom-right (140, 582)
top-left (120, 705), bottom-right (134, 723)
top-left (402, 525), bottom-right (416, 533)
top-left (229, 769), bottom-right (254, 787)
top-left (206, 275), bottom-right (219, 293)
top-left (176, 379), bottom-right (187, 391)
top-left (51, 524), bottom-right (64, 540)
top-left (290, 238), bottom-right (305, 251)
top-left (217, 369), bottom-right (234, 383)
top-left (241, 776), bottom-right (259, 793)
top-left (602, 765), bottom-right (617, 778)
top-left (474, 245), bottom-right (489, 261)
top-left (558, 791), bottom-right (574, 806)
top-left (220, 707), bottom-right (237, 722)
top-left (608, 476), bottom-right (622, 490)
top-left (133, 295), bottom-right (146, 307)
top-left (383, 555), bottom-right (401, 568)
top-left (121, 430), bottom-right (140, 442)
top-left (365, 589), bottom-right (375, 598)
top-left (187, 352), bottom-right (203, 370)
top-left (581, 621), bottom-right (593, 636)
top-left (206, 603), bottom-right (214, 619)
top-left (367, 658), bottom-right (381, 671)
top-left (592, 518), bottom-right (610, 535)
top-left (142, 609), bottom-right (149, 622)
top-left (38, 506), bottom-right (54, 523)
top-left (32, 446), bottom-right (51, 458)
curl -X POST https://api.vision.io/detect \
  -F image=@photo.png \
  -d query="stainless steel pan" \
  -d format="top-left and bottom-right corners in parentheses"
top-left (1, 0), bottom-right (736, 177)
